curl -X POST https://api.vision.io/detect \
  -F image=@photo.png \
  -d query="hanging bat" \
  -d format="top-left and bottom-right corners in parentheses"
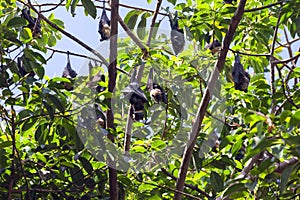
top-left (17, 56), bottom-right (35, 77)
top-left (147, 68), bottom-right (167, 104)
top-left (205, 40), bottom-right (221, 54)
top-left (98, 2), bottom-right (111, 42)
top-left (224, 0), bottom-right (234, 4)
top-left (123, 82), bottom-right (148, 121)
top-left (232, 54), bottom-right (250, 92)
top-left (95, 104), bottom-right (106, 128)
top-left (62, 52), bottom-right (77, 91)
top-left (96, 74), bottom-right (106, 93)
top-left (21, 8), bottom-right (41, 37)
top-left (169, 11), bottom-right (185, 55)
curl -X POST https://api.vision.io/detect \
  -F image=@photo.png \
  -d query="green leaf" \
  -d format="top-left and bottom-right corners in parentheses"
top-left (20, 27), bottom-right (33, 43)
top-left (210, 171), bottom-right (223, 192)
top-left (79, 157), bottom-right (93, 174)
top-left (7, 17), bottom-right (27, 27)
top-left (138, 182), bottom-right (157, 192)
top-left (71, 0), bottom-right (79, 16)
top-left (167, 0), bottom-right (177, 5)
top-left (124, 10), bottom-right (142, 30)
top-left (0, 141), bottom-right (12, 148)
top-left (46, 94), bottom-right (65, 113)
top-left (70, 165), bottom-right (84, 186)
top-left (292, 109), bottom-right (300, 120)
top-left (81, 0), bottom-right (97, 19)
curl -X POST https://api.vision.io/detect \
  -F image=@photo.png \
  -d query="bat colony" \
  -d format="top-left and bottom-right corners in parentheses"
top-left (18, 2), bottom-right (250, 123)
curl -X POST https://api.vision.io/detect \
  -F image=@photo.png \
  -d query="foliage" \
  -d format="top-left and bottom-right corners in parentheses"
top-left (0, 0), bottom-right (300, 199)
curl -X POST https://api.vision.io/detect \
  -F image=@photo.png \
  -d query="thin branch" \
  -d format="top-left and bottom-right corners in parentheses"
top-left (118, 16), bottom-right (148, 55)
top-left (244, 1), bottom-right (285, 13)
top-left (272, 54), bottom-right (300, 65)
top-left (269, 6), bottom-right (282, 113)
top-left (146, 0), bottom-right (162, 46)
top-left (161, 168), bottom-right (211, 198)
top-left (119, 3), bottom-right (168, 16)
top-left (20, 0), bottom-right (110, 67)
top-left (41, 0), bottom-right (65, 13)
top-left (275, 157), bottom-right (299, 173)
top-left (142, 181), bottom-right (202, 200)
top-left (45, 47), bottom-right (130, 76)
top-left (229, 49), bottom-right (269, 57)
top-left (174, 1), bottom-right (247, 199)
top-left (240, 151), bottom-right (264, 177)
top-left (206, 111), bottom-right (238, 128)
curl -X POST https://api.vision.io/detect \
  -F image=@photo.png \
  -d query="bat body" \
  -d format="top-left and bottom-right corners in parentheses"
top-left (123, 82), bottom-right (148, 121)
top-left (224, 0), bottom-right (233, 4)
top-left (205, 40), bottom-right (221, 54)
top-left (96, 74), bottom-right (106, 93)
top-left (148, 83), bottom-right (167, 104)
top-left (62, 53), bottom-right (77, 91)
top-left (169, 12), bottom-right (185, 55)
top-left (98, 3), bottom-right (111, 42)
top-left (232, 54), bottom-right (250, 92)
top-left (21, 9), bottom-right (41, 37)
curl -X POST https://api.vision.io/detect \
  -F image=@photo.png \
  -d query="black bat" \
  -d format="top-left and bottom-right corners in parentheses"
top-left (169, 11), bottom-right (185, 55)
top-left (232, 54), bottom-right (250, 92)
top-left (123, 82), bottom-right (148, 121)
top-left (21, 8), bottom-right (41, 37)
top-left (96, 74), bottom-right (106, 93)
top-left (147, 83), bottom-right (168, 104)
top-left (98, 2), bottom-right (111, 42)
top-left (224, 0), bottom-right (233, 4)
top-left (17, 56), bottom-right (35, 77)
top-left (205, 40), bottom-right (221, 54)
top-left (62, 52), bottom-right (77, 91)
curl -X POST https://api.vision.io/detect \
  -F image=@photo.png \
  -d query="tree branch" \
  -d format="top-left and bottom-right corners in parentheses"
top-left (118, 16), bottom-right (148, 55)
top-left (161, 168), bottom-right (211, 198)
top-left (22, 0), bottom-right (110, 67)
top-left (269, 7), bottom-right (282, 113)
top-left (275, 157), bottom-right (299, 173)
top-left (146, 0), bottom-right (162, 47)
top-left (174, 1), bottom-right (247, 199)
top-left (106, 0), bottom-right (119, 199)
top-left (244, 1), bottom-right (285, 13)
top-left (45, 47), bottom-right (130, 76)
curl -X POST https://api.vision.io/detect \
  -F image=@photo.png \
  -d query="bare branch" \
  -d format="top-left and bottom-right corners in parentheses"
top-left (118, 16), bottom-right (148, 55)
top-left (106, 0), bottom-right (119, 199)
top-left (146, 0), bottom-right (162, 46)
top-left (174, 1), bottom-right (247, 199)
top-left (275, 157), bottom-right (299, 173)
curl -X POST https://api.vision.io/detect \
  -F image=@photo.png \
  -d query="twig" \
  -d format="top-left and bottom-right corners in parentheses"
top-left (119, 3), bottom-right (168, 16)
top-left (244, 1), bottom-right (285, 13)
top-left (45, 47), bottom-right (130, 76)
top-left (206, 111), bottom-right (238, 128)
top-left (174, 1), bottom-right (247, 199)
top-left (161, 168), bottom-right (211, 198)
top-left (272, 54), bottom-right (300, 65)
top-left (41, 0), bottom-right (65, 13)
top-left (240, 151), bottom-right (264, 177)
top-left (269, 6), bottom-right (282, 113)
top-left (229, 49), bottom-right (269, 57)
top-left (20, 0), bottom-right (110, 67)
top-left (146, 0), bottom-right (162, 47)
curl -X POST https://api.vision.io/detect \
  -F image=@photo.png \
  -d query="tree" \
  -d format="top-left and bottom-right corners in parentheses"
top-left (0, 0), bottom-right (300, 199)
